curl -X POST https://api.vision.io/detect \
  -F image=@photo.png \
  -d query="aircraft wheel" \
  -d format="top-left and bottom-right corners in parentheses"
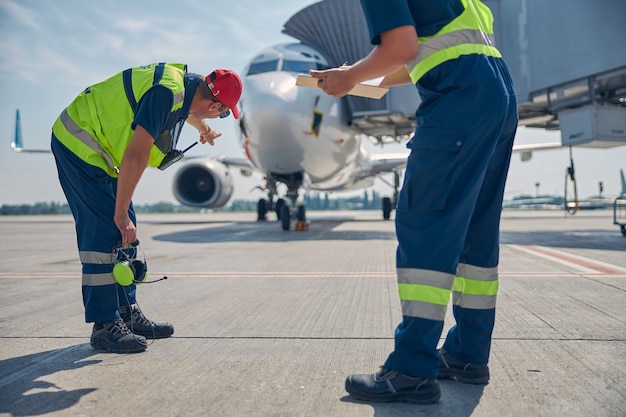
top-left (276, 198), bottom-right (286, 220)
top-left (297, 204), bottom-right (306, 221)
top-left (257, 198), bottom-right (268, 221)
top-left (280, 204), bottom-right (291, 231)
top-left (621, 225), bottom-right (626, 237)
top-left (382, 197), bottom-right (392, 220)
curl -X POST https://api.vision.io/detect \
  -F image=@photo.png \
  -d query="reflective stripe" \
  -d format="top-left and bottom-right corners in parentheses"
top-left (401, 299), bottom-right (448, 321)
top-left (82, 272), bottom-right (116, 286)
top-left (452, 263), bottom-right (499, 310)
top-left (172, 90), bottom-right (185, 110)
top-left (398, 267), bottom-right (454, 288)
top-left (397, 268), bottom-right (454, 319)
top-left (409, 34), bottom-right (501, 82)
top-left (408, 29), bottom-right (496, 70)
top-left (407, 0), bottom-right (502, 83)
top-left (452, 292), bottom-right (497, 309)
top-left (79, 250), bottom-right (115, 265)
top-left (454, 277), bottom-right (498, 296)
top-left (59, 109), bottom-right (119, 173)
top-left (398, 283), bottom-right (451, 306)
top-left (457, 263), bottom-right (498, 281)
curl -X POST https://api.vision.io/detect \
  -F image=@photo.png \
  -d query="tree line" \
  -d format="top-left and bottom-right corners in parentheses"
top-left (1, 190), bottom-right (388, 215)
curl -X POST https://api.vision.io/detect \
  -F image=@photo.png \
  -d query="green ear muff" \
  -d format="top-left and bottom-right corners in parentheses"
top-left (113, 259), bottom-right (147, 286)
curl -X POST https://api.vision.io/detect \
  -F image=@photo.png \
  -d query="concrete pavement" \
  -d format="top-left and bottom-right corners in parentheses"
top-left (0, 210), bottom-right (624, 417)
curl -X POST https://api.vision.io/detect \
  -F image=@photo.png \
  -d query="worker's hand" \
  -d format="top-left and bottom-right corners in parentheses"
top-left (199, 127), bottom-right (222, 146)
top-left (114, 212), bottom-right (137, 247)
top-left (309, 66), bottom-right (355, 98)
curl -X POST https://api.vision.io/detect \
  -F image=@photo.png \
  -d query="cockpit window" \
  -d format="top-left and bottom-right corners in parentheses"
top-left (282, 60), bottom-right (328, 73)
top-left (247, 60), bottom-right (279, 75)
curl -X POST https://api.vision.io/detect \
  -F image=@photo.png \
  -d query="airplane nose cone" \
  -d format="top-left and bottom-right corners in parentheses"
top-left (242, 73), bottom-right (314, 172)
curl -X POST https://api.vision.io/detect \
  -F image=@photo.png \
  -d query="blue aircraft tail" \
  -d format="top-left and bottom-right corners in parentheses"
top-left (620, 169), bottom-right (625, 197)
top-left (10, 109), bottom-right (50, 153)
top-left (11, 109), bottom-right (23, 151)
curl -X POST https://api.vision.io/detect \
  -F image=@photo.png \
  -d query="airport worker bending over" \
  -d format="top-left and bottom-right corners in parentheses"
top-left (310, 0), bottom-right (518, 404)
top-left (51, 63), bottom-right (242, 353)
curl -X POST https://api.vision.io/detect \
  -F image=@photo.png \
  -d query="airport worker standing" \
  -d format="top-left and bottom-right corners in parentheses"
top-left (50, 63), bottom-right (242, 353)
top-left (310, 0), bottom-right (518, 404)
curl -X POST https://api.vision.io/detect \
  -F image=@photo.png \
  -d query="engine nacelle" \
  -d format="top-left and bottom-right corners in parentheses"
top-left (172, 159), bottom-right (234, 208)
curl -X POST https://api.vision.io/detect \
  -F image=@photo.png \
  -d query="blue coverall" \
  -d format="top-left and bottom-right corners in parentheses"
top-left (361, 0), bottom-right (519, 379)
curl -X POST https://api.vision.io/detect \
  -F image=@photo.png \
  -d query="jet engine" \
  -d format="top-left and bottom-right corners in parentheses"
top-left (172, 159), bottom-right (234, 208)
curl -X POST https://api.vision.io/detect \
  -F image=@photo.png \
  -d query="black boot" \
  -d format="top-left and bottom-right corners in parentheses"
top-left (438, 349), bottom-right (490, 384)
top-left (90, 317), bottom-right (147, 353)
top-left (345, 367), bottom-right (440, 404)
top-left (119, 305), bottom-right (174, 339)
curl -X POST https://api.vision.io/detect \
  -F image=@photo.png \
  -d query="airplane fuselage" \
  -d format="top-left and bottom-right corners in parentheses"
top-left (237, 43), bottom-right (370, 192)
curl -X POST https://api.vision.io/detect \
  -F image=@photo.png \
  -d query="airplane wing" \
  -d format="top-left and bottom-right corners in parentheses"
top-left (215, 155), bottom-right (258, 177)
top-left (511, 141), bottom-right (563, 161)
top-left (366, 152), bottom-right (409, 176)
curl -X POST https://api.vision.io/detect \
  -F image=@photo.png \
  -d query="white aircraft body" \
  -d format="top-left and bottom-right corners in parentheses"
top-left (9, 43), bottom-right (412, 230)
top-left (172, 42), bottom-right (410, 229)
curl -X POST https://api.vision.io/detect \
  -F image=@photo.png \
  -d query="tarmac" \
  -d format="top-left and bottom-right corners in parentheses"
top-left (0, 209), bottom-right (624, 417)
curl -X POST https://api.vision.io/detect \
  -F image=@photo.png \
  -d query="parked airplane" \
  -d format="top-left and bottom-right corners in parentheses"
top-left (172, 42), bottom-right (410, 230)
top-left (9, 42), bottom-right (412, 231)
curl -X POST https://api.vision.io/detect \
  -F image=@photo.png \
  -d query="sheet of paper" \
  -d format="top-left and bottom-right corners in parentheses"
top-left (361, 76), bottom-right (384, 87)
top-left (296, 75), bottom-right (389, 99)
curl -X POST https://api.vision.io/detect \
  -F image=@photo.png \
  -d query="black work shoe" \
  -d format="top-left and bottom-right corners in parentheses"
top-left (90, 317), bottom-right (147, 353)
top-left (120, 305), bottom-right (174, 339)
top-left (438, 349), bottom-right (490, 384)
top-left (345, 367), bottom-right (441, 404)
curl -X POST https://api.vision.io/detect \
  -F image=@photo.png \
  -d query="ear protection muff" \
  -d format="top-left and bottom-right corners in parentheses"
top-left (113, 249), bottom-right (148, 286)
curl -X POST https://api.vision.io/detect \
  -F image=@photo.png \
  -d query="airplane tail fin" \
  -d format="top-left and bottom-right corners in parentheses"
top-left (9, 109), bottom-right (51, 153)
top-left (11, 109), bottom-right (23, 152)
top-left (621, 169), bottom-right (625, 197)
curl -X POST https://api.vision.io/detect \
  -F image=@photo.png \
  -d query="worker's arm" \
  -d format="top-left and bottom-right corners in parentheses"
top-left (114, 125), bottom-right (154, 246)
top-left (186, 113), bottom-right (221, 145)
top-left (309, 25), bottom-right (418, 97)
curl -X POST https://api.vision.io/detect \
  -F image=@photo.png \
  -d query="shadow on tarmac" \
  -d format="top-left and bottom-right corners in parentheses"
top-left (152, 219), bottom-right (626, 250)
top-left (339, 381), bottom-right (484, 416)
top-left (0, 344), bottom-right (100, 416)
top-left (152, 220), bottom-right (397, 243)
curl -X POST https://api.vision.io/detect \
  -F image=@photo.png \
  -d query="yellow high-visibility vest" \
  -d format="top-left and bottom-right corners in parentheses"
top-left (407, 0), bottom-right (502, 83)
top-left (52, 63), bottom-right (187, 177)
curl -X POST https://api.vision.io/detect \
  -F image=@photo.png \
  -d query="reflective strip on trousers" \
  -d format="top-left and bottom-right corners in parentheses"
top-left (59, 109), bottom-right (119, 174)
top-left (452, 263), bottom-right (498, 309)
top-left (397, 268), bottom-right (455, 321)
top-left (79, 250), bottom-right (117, 286)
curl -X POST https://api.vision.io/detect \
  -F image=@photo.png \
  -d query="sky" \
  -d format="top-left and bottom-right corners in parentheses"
top-left (0, 0), bottom-right (624, 207)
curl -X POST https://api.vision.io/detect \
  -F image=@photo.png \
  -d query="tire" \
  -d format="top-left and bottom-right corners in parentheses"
top-left (257, 198), bottom-right (267, 221)
top-left (281, 204), bottom-right (290, 230)
top-left (297, 205), bottom-right (306, 221)
top-left (382, 197), bottom-right (392, 220)
top-left (276, 198), bottom-right (286, 220)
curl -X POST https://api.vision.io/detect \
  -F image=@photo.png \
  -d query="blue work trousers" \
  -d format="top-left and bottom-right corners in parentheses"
top-left (384, 55), bottom-right (519, 379)
top-left (51, 135), bottom-right (137, 323)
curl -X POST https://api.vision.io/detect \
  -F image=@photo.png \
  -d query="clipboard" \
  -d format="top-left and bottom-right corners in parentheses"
top-left (296, 75), bottom-right (389, 99)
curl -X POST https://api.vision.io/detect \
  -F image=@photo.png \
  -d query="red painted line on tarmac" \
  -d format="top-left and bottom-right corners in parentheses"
top-left (516, 244), bottom-right (626, 275)
top-left (0, 272), bottom-right (396, 278)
